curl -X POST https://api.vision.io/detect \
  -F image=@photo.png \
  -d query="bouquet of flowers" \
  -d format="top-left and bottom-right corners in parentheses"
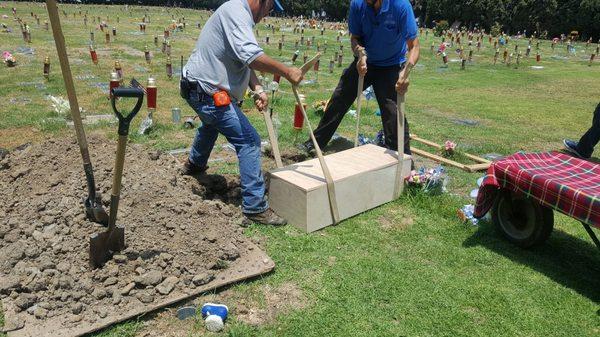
top-left (48, 95), bottom-right (70, 117)
top-left (443, 140), bottom-right (456, 157)
top-left (2, 51), bottom-right (16, 67)
top-left (312, 100), bottom-right (328, 116)
top-left (405, 165), bottom-right (448, 194)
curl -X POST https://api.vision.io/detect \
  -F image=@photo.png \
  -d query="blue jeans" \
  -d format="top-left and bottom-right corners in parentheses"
top-left (186, 92), bottom-right (268, 214)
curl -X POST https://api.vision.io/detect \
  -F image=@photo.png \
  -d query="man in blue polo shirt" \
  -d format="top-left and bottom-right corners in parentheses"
top-left (302, 0), bottom-right (420, 155)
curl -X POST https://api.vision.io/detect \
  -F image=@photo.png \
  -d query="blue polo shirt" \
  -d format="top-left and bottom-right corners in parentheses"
top-left (348, 0), bottom-right (418, 66)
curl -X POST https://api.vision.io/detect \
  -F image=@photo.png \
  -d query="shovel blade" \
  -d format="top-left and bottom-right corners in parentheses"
top-left (89, 225), bottom-right (125, 268)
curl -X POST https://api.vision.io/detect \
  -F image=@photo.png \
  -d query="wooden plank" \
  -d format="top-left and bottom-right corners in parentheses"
top-left (410, 135), bottom-right (491, 165)
top-left (410, 134), bottom-right (441, 149)
top-left (466, 162), bottom-right (491, 172)
top-left (463, 153), bottom-right (491, 164)
top-left (410, 147), bottom-right (468, 170)
top-left (269, 145), bottom-right (412, 232)
top-left (5, 243), bottom-right (274, 337)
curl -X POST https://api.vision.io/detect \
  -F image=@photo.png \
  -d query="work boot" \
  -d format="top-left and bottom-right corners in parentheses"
top-left (243, 208), bottom-right (287, 226)
top-left (181, 159), bottom-right (208, 176)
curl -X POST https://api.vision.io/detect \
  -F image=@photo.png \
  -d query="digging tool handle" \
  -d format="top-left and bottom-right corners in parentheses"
top-left (354, 75), bottom-right (365, 147)
top-left (111, 87), bottom-right (144, 136)
top-left (300, 53), bottom-right (322, 75)
top-left (108, 134), bottom-right (128, 228)
top-left (46, 0), bottom-right (100, 202)
top-left (46, 0), bottom-right (87, 155)
top-left (292, 85), bottom-right (340, 225)
top-left (394, 62), bottom-right (414, 198)
top-left (263, 108), bottom-right (283, 168)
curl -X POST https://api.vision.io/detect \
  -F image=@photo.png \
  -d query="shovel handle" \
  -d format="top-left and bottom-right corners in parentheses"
top-left (108, 134), bottom-right (128, 228)
top-left (300, 53), bottom-right (322, 76)
top-left (111, 87), bottom-right (144, 136)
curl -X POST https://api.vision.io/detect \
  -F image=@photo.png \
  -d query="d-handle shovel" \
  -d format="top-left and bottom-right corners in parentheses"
top-left (89, 87), bottom-right (144, 269)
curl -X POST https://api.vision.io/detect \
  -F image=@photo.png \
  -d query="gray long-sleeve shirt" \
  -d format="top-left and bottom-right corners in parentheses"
top-left (183, 0), bottom-right (264, 101)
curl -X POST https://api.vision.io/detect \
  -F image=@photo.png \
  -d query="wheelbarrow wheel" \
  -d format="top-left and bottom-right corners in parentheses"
top-left (491, 190), bottom-right (554, 248)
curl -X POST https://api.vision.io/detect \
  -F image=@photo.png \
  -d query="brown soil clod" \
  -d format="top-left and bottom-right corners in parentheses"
top-left (0, 135), bottom-right (268, 335)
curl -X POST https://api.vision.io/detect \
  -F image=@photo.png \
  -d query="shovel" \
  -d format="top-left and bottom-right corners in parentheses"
top-left (46, 0), bottom-right (108, 226)
top-left (90, 87), bottom-right (144, 268)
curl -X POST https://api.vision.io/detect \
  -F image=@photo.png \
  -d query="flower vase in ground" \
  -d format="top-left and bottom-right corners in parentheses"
top-left (443, 140), bottom-right (456, 157)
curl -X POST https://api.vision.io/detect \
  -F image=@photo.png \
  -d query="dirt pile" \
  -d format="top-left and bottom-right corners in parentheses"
top-left (0, 135), bottom-right (254, 330)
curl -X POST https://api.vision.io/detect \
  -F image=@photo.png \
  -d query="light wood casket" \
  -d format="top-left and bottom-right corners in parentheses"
top-left (268, 144), bottom-right (412, 232)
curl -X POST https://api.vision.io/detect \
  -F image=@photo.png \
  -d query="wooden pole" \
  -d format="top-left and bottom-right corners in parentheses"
top-left (354, 47), bottom-right (366, 147)
top-left (394, 63), bottom-right (414, 199)
top-left (292, 53), bottom-right (340, 225)
top-left (409, 134), bottom-right (491, 164)
top-left (263, 108), bottom-right (283, 168)
top-left (46, 0), bottom-right (88, 156)
top-left (292, 86), bottom-right (340, 225)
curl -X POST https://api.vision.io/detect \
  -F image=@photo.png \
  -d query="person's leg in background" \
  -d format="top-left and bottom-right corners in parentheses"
top-left (564, 102), bottom-right (600, 159)
top-left (303, 58), bottom-right (373, 151)
top-left (371, 64), bottom-right (411, 155)
top-left (576, 103), bottom-right (600, 158)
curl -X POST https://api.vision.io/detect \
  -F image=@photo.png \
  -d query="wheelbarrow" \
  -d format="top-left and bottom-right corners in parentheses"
top-left (474, 151), bottom-right (600, 250)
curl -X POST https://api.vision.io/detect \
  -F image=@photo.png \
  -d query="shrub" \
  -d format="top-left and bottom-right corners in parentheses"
top-left (490, 22), bottom-right (502, 37)
top-left (434, 20), bottom-right (449, 36)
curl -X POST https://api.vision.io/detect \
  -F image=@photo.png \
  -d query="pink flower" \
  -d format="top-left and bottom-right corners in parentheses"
top-left (444, 140), bottom-right (456, 151)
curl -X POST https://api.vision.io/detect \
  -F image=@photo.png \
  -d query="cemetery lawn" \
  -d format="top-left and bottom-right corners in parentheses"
top-left (1, 2), bottom-right (599, 336)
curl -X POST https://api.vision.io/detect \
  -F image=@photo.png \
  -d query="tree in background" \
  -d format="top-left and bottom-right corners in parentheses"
top-left (47, 0), bottom-right (598, 39)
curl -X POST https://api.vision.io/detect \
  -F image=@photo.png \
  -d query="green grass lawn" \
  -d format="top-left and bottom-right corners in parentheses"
top-left (1, 2), bottom-right (599, 336)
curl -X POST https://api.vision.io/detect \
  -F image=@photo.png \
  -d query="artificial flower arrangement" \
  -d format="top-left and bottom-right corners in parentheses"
top-left (3, 51), bottom-right (16, 67)
top-left (405, 165), bottom-right (448, 195)
top-left (442, 140), bottom-right (456, 157)
top-left (312, 100), bottom-right (328, 116)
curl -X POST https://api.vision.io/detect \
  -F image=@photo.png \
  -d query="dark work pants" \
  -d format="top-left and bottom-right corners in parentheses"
top-left (309, 58), bottom-right (411, 154)
top-left (577, 103), bottom-right (600, 158)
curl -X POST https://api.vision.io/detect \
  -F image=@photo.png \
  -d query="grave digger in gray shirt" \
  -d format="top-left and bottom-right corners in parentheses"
top-left (180, 0), bottom-right (305, 227)
top-left (183, 0), bottom-right (302, 102)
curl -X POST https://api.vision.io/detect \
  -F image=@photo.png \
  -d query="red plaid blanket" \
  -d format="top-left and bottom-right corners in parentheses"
top-left (474, 152), bottom-right (600, 228)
